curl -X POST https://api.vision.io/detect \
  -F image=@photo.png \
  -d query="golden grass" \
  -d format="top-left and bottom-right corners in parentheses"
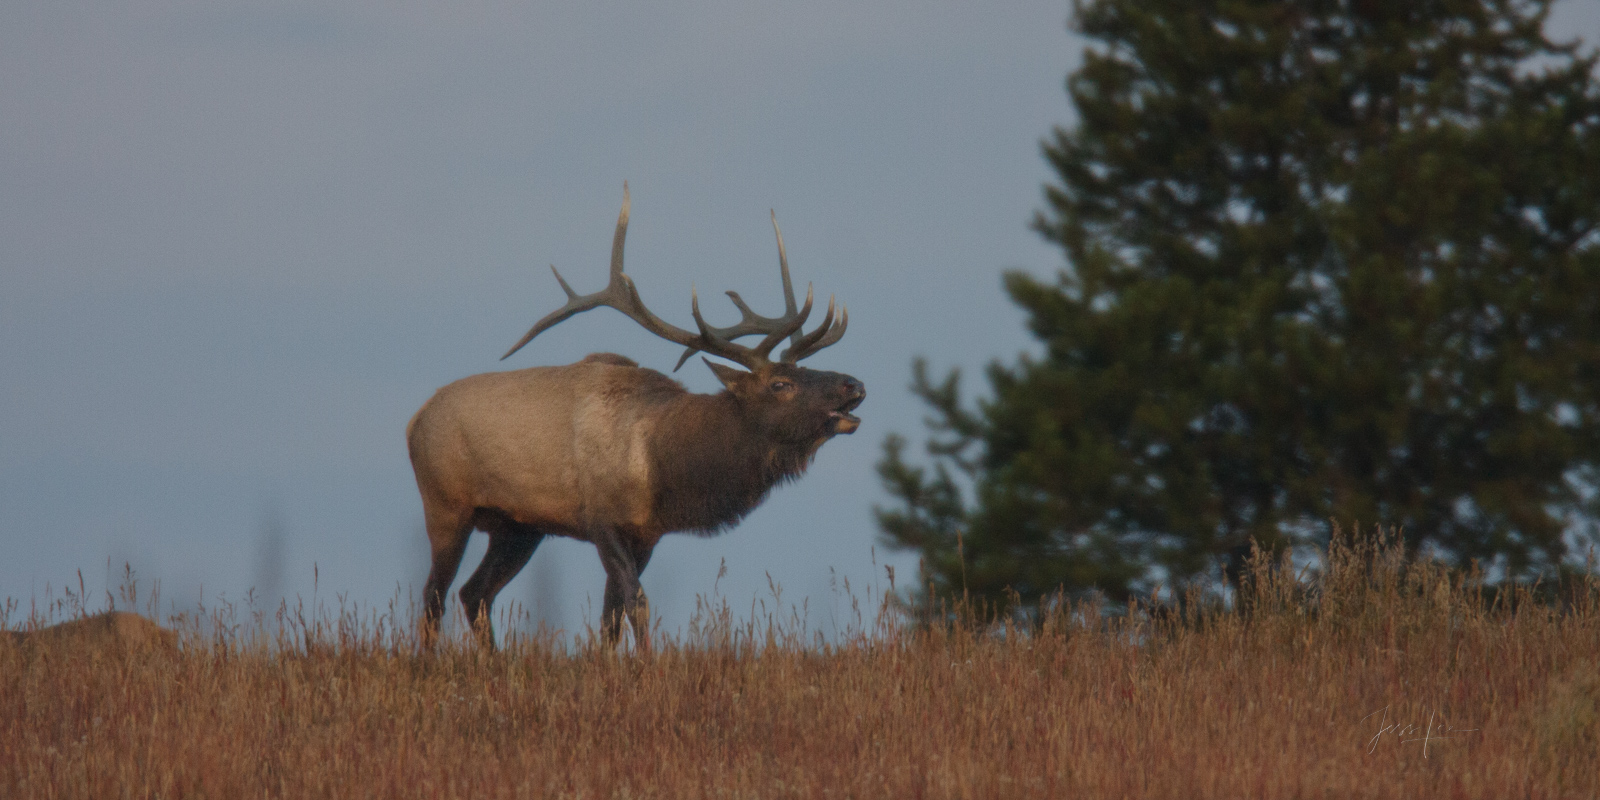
top-left (3, 533), bottom-right (1597, 799)
top-left (3, 611), bottom-right (178, 654)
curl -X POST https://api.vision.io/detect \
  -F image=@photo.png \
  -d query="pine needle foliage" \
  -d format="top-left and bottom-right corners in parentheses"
top-left (878, 0), bottom-right (1600, 606)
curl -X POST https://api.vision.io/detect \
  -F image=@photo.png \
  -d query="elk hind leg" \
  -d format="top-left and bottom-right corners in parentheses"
top-left (420, 504), bottom-right (473, 649)
top-left (460, 510), bottom-right (543, 649)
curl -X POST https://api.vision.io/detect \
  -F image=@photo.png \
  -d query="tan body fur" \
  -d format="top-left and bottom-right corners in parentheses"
top-left (409, 355), bottom-right (673, 547)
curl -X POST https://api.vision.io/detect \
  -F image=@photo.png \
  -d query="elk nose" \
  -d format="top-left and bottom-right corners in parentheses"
top-left (842, 376), bottom-right (865, 401)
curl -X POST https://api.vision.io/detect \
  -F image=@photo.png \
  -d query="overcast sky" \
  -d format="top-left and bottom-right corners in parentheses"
top-left (4, 2), bottom-right (1596, 641)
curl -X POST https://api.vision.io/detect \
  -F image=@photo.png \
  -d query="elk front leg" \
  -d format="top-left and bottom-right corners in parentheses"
top-left (596, 531), bottom-right (655, 649)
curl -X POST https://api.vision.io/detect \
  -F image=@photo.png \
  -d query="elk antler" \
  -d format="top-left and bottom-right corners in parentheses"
top-left (501, 184), bottom-right (848, 372)
top-left (670, 211), bottom-right (849, 370)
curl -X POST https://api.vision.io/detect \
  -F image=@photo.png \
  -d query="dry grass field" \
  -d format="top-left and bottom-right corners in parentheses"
top-left (3, 532), bottom-right (1597, 799)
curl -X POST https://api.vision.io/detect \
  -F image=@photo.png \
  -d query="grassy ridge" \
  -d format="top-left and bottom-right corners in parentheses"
top-left (3, 534), bottom-right (1597, 799)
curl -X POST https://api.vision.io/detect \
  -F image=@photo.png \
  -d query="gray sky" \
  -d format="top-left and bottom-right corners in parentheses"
top-left (4, 2), bottom-right (1596, 639)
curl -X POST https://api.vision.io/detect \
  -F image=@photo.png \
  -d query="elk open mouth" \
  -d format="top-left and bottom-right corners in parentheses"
top-left (829, 396), bottom-right (864, 434)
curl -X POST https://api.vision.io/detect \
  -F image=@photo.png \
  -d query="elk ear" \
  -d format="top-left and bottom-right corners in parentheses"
top-left (702, 357), bottom-right (748, 389)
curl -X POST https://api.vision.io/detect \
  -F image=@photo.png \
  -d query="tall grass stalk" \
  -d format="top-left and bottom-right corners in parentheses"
top-left (3, 529), bottom-right (1597, 798)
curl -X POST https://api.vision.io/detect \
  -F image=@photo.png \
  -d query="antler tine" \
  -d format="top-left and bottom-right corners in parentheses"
top-left (504, 183), bottom-right (710, 362)
top-left (608, 182), bottom-right (630, 281)
top-left (687, 287), bottom-right (730, 349)
top-left (770, 209), bottom-right (808, 354)
top-left (818, 304), bottom-right (848, 347)
top-left (752, 284), bottom-right (815, 360)
top-left (670, 211), bottom-right (807, 370)
top-left (783, 302), bottom-right (849, 363)
top-left (772, 210), bottom-right (799, 318)
top-left (779, 294), bottom-right (838, 362)
top-left (687, 286), bottom-right (776, 370)
top-left (499, 262), bottom-right (605, 360)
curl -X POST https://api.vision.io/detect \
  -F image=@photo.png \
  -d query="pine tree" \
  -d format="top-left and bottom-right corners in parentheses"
top-left (878, 0), bottom-right (1600, 606)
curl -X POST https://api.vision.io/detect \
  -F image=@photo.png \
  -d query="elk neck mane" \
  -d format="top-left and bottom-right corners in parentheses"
top-left (647, 387), bottom-right (817, 536)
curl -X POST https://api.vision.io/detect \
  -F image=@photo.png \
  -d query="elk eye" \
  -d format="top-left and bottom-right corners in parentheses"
top-left (769, 380), bottom-right (793, 393)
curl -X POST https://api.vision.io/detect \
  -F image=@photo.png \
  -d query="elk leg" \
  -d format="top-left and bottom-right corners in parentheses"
top-left (459, 522), bottom-right (544, 650)
top-left (625, 540), bottom-right (657, 646)
top-left (596, 532), bottom-right (651, 649)
top-left (420, 506), bottom-right (473, 649)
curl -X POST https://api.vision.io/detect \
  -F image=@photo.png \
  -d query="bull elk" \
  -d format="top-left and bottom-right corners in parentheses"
top-left (407, 186), bottom-right (864, 648)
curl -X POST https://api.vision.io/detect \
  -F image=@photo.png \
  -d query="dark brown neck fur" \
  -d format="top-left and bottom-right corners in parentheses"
top-left (648, 391), bottom-right (815, 535)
